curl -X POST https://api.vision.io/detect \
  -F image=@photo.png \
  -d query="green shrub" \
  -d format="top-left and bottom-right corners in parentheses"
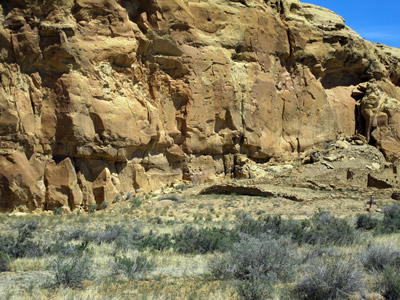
top-left (376, 203), bottom-right (400, 234)
top-left (379, 265), bottom-right (400, 300)
top-left (174, 184), bottom-right (187, 191)
top-left (61, 223), bottom-right (145, 251)
top-left (90, 224), bottom-right (127, 245)
top-left (173, 225), bottom-right (238, 254)
top-left (113, 194), bottom-right (121, 203)
top-left (209, 234), bottom-right (298, 299)
top-left (235, 273), bottom-right (275, 300)
top-left (88, 204), bottom-right (97, 214)
top-left (209, 253), bottom-right (233, 280)
top-left (47, 240), bottom-right (89, 256)
top-left (136, 232), bottom-right (172, 251)
top-left (294, 258), bottom-right (364, 299)
top-left (236, 213), bottom-right (281, 236)
top-left (236, 213), bottom-right (308, 242)
top-left (361, 243), bottom-right (400, 271)
top-left (356, 214), bottom-right (379, 230)
top-left (0, 251), bottom-right (10, 272)
top-left (230, 235), bottom-right (297, 282)
top-left (53, 207), bottom-right (63, 215)
top-left (101, 201), bottom-right (109, 210)
top-left (16, 221), bottom-right (38, 240)
top-left (0, 234), bottom-right (15, 256)
top-left (88, 204), bottom-right (97, 213)
top-left (237, 211), bottom-right (357, 246)
top-left (51, 254), bottom-right (93, 288)
top-left (302, 211), bottom-right (358, 246)
top-left (61, 228), bottom-right (88, 242)
top-left (131, 196), bottom-right (142, 208)
top-left (112, 255), bottom-right (153, 280)
top-left (0, 221), bottom-right (43, 258)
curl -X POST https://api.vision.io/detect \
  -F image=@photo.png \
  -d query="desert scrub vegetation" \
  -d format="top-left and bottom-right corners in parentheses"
top-left (0, 220), bottom-right (44, 259)
top-left (294, 258), bottom-right (365, 299)
top-left (361, 242), bottom-right (400, 271)
top-left (50, 253), bottom-right (93, 288)
top-left (379, 265), bottom-right (400, 300)
top-left (0, 251), bottom-right (10, 272)
top-left (235, 210), bottom-right (359, 246)
top-left (112, 254), bottom-right (153, 280)
top-left (1, 201), bottom-right (400, 299)
top-left (210, 234), bottom-right (299, 299)
top-left (375, 202), bottom-right (400, 234)
top-left (356, 213), bottom-right (379, 230)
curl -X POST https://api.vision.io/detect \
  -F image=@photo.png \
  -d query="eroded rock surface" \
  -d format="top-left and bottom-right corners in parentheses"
top-left (0, 0), bottom-right (399, 211)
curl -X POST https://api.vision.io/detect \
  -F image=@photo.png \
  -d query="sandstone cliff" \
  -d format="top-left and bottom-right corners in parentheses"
top-left (1, 0), bottom-right (400, 211)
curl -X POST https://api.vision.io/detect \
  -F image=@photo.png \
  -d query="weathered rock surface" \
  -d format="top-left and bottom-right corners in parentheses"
top-left (0, 0), bottom-right (399, 211)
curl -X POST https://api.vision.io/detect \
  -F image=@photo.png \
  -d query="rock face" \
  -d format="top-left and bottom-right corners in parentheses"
top-left (0, 0), bottom-right (400, 211)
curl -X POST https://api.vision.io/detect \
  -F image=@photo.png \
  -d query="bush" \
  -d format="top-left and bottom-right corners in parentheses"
top-left (16, 221), bottom-right (38, 240)
top-left (51, 254), bottom-right (93, 288)
top-left (90, 224), bottom-right (127, 244)
top-left (356, 214), bottom-right (379, 230)
top-left (236, 213), bottom-right (282, 236)
top-left (235, 273), bottom-right (275, 300)
top-left (294, 258), bottom-right (364, 299)
top-left (209, 234), bottom-right (298, 299)
top-left (101, 201), bottom-right (109, 210)
top-left (230, 235), bottom-right (297, 282)
top-left (131, 196), bottom-right (142, 208)
top-left (112, 255), bottom-right (153, 280)
top-left (209, 254), bottom-right (232, 280)
top-left (47, 240), bottom-right (89, 256)
top-left (236, 213), bottom-right (308, 243)
top-left (61, 223), bottom-right (146, 251)
top-left (173, 226), bottom-right (238, 254)
top-left (53, 207), bottom-right (63, 215)
top-left (0, 251), bottom-right (10, 272)
top-left (136, 232), bottom-right (172, 251)
top-left (302, 211), bottom-right (358, 246)
top-left (0, 221), bottom-right (43, 258)
top-left (61, 228), bottom-right (88, 242)
top-left (376, 203), bottom-right (400, 234)
top-left (88, 204), bottom-right (97, 213)
top-left (379, 265), bottom-right (400, 300)
top-left (0, 234), bottom-right (15, 256)
top-left (236, 211), bottom-right (358, 246)
top-left (174, 184), bottom-right (187, 191)
top-left (361, 243), bottom-right (400, 271)
top-left (113, 194), bottom-right (121, 203)
top-left (209, 234), bottom-right (297, 281)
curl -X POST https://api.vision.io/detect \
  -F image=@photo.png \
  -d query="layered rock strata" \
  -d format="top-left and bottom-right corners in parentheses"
top-left (0, 0), bottom-right (400, 211)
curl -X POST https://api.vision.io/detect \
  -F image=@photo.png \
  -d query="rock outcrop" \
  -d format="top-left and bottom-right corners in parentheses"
top-left (0, 0), bottom-right (400, 211)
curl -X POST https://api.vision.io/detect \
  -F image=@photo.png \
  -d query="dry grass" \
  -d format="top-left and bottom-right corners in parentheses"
top-left (0, 187), bottom-right (399, 299)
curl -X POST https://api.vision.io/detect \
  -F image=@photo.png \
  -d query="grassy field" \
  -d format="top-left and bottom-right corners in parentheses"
top-left (1, 190), bottom-right (400, 299)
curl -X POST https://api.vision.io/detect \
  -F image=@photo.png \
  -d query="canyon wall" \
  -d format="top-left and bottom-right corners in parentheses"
top-left (1, 0), bottom-right (400, 211)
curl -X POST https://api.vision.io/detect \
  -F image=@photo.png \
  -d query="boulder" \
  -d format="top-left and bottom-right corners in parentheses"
top-left (45, 158), bottom-right (82, 210)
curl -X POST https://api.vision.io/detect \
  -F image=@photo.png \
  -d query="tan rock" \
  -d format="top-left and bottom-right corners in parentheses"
top-left (1, 0), bottom-right (400, 211)
top-left (45, 158), bottom-right (82, 210)
top-left (92, 168), bottom-right (118, 207)
top-left (0, 151), bottom-right (45, 211)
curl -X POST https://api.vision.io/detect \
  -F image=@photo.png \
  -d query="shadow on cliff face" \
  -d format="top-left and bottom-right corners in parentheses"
top-left (321, 72), bottom-right (362, 89)
top-left (119, 0), bottom-right (140, 19)
top-left (0, 0), bottom-right (25, 17)
top-left (119, 0), bottom-right (158, 32)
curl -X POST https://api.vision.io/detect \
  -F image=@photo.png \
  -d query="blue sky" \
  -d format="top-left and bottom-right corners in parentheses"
top-left (302, 0), bottom-right (400, 48)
